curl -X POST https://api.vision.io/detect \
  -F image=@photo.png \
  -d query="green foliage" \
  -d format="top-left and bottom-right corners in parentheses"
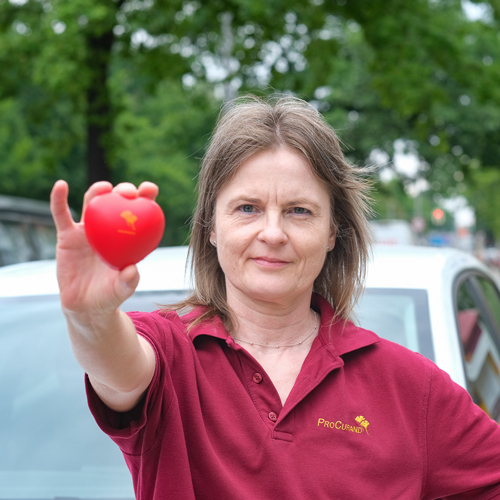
top-left (112, 79), bottom-right (219, 244)
top-left (2, 0), bottom-right (500, 241)
top-left (0, 92), bottom-right (86, 209)
top-left (467, 168), bottom-right (500, 240)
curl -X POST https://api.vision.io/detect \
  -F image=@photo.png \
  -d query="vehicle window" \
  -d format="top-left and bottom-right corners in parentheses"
top-left (0, 221), bottom-right (34, 265)
top-left (354, 288), bottom-right (434, 361)
top-left (29, 223), bottom-right (57, 260)
top-left (477, 277), bottom-right (500, 333)
top-left (0, 290), bottom-right (186, 499)
top-left (456, 276), bottom-right (500, 422)
top-left (122, 290), bottom-right (189, 313)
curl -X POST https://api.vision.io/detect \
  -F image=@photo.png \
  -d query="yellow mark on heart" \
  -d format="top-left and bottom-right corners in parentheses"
top-left (119, 210), bottom-right (138, 235)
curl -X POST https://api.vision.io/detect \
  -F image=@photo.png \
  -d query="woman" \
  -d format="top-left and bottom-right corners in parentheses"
top-left (51, 96), bottom-right (500, 499)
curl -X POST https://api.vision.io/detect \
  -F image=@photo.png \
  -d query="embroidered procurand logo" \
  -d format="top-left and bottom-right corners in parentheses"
top-left (354, 415), bottom-right (370, 434)
top-left (317, 416), bottom-right (370, 435)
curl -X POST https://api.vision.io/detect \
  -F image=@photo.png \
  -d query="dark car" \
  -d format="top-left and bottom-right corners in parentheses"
top-left (0, 194), bottom-right (59, 266)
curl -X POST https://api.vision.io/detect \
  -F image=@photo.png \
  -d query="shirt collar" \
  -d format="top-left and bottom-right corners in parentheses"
top-left (312, 293), bottom-right (380, 356)
top-left (184, 293), bottom-right (380, 356)
top-left (182, 307), bottom-right (229, 342)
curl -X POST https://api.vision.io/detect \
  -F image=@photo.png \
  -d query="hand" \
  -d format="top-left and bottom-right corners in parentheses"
top-left (50, 180), bottom-right (159, 319)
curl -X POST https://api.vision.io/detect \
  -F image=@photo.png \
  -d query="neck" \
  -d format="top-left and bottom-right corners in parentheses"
top-left (226, 288), bottom-right (317, 347)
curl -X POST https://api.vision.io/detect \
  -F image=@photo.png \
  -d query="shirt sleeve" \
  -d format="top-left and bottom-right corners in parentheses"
top-left (422, 360), bottom-right (500, 499)
top-left (85, 310), bottom-right (185, 456)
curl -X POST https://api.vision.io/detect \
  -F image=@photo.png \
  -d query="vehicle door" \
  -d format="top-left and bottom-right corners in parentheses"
top-left (455, 272), bottom-right (500, 422)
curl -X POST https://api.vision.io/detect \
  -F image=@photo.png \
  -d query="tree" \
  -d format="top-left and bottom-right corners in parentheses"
top-left (2, 0), bottom-right (500, 240)
top-left (0, 0), bottom-right (188, 186)
top-left (467, 167), bottom-right (500, 240)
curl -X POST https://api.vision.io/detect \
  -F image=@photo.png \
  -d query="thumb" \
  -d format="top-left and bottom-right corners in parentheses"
top-left (116, 265), bottom-right (140, 302)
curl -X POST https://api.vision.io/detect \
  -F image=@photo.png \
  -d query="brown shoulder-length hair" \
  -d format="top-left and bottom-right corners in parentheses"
top-left (171, 94), bottom-right (373, 328)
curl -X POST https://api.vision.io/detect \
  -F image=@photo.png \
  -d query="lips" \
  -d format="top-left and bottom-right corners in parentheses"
top-left (252, 257), bottom-right (290, 268)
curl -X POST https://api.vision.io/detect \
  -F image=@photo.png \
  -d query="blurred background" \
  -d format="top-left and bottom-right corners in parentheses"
top-left (1, 0), bottom-right (500, 270)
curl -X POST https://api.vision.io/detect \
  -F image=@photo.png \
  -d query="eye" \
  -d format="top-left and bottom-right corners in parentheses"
top-left (239, 204), bottom-right (255, 213)
top-left (291, 207), bottom-right (311, 215)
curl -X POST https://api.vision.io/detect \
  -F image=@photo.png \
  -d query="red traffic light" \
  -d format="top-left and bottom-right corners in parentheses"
top-left (432, 208), bottom-right (445, 225)
top-left (433, 208), bottom-right (444, 220)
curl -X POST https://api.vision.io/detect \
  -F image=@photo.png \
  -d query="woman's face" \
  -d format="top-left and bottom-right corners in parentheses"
top-left (211, 147), bottom-right (336, 307)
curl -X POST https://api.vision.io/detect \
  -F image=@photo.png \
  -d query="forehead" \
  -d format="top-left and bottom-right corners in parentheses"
top-left (218, 147), bottom-right (329, 198)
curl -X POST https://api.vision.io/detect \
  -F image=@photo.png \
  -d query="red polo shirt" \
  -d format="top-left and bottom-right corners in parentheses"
top-left (87, 295), bottom-right (500, 499)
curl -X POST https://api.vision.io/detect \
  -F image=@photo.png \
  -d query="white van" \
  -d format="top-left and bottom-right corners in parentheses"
top-left (369, 219), bottom-right (416, 245)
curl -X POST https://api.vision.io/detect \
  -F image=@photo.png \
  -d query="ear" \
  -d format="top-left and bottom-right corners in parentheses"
top-left (210, 227), bottom-right (217, 244)
top-left (327, 227), bottom-right (336, 251)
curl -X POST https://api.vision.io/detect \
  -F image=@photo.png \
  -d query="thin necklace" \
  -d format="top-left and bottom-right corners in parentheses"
top-left (231, 311), bottom-right (318, 349)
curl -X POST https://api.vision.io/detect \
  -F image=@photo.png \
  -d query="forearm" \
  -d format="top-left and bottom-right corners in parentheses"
top-left (65, 308), bottom-right (155, 411)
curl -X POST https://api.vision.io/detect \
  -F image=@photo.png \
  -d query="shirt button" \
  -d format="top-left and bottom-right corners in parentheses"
top-left (268, 412), bottom-right (277, 422)
top-left (252, 373), bottom-right (263, 384)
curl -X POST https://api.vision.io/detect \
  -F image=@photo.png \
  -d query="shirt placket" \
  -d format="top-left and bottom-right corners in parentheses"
top-left (223, 338), bottom-right (286, 429)
top-left (224, 336), bottom-right (346, 438)
top-left (238, 351), bottom-right (284, 431)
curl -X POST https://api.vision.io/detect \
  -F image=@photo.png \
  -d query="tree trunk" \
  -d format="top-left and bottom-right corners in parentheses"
top-left (85, 30), bottom-right (114, 186)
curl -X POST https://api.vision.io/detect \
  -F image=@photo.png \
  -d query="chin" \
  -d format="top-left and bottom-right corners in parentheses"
top-left (240, 283), bottom-right (308, 304)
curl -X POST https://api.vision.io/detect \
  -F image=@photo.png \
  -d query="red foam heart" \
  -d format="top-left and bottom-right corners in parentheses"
top-left (84, 192), bottom-right (165, 270)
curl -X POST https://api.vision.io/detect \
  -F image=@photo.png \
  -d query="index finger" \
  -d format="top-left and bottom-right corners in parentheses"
top-left (82, 181), bottom-right (114, 217)
top-left (50, 180), bottom-right (75, 232)
top-left (138, 181), bottom-right (159, 200)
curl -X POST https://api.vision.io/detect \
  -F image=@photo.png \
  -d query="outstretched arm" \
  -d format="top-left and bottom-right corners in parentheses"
top-left (50, 179), bottom-right (158, 412)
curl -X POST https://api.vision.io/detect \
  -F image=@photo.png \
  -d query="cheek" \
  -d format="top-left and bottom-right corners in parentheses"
top-left (297, 223), bottom-right (330, 252)
top-left (215, 233), bottom-right (244, 271)
top-left (217, 217), bottom-right (256, 247)
top-left (296, 238), bottom-right (329, 273)
top-left (308, 249), bottom-right (328, 272)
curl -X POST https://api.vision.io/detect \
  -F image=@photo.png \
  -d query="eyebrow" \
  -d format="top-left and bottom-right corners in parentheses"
top-left (285, 198), bottom-right (323, 211)
top-left (228, 197), bottom-right (262, 205)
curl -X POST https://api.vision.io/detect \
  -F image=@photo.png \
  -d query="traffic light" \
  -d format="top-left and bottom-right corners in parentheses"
top-left (432, 208), bottom-right (445, 225)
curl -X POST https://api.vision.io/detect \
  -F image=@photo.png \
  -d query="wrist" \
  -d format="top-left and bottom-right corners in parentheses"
top-left (63, 307), bottom-right (124, 340)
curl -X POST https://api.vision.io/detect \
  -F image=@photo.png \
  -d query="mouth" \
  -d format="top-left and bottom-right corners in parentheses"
top-left (252, 257), bottom-right (290, 268)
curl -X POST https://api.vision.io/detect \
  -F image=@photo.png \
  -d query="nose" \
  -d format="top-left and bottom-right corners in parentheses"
top-left (257, 211), bottom-right (288, 246)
